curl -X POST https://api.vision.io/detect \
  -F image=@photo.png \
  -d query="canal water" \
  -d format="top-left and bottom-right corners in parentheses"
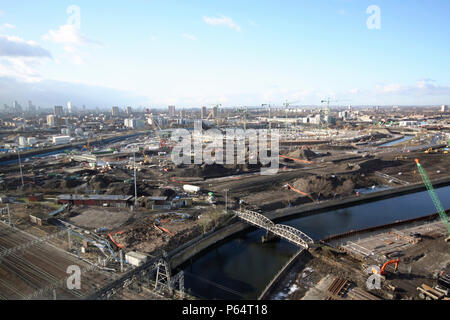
top-left (181, 185), bottom-right (450, 300)
top-left (379, 135), bottom-right (414, 147)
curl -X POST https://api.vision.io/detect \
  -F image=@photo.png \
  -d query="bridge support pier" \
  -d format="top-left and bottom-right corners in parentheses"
top-left (261, 231), bottom-right (276, 244)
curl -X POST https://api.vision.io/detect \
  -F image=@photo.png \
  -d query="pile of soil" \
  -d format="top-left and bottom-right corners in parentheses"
top-left (151, 188), bottom-right (176, 199)
top-left (292, 175), bottom-right (355, 198)
top-left (287, 148), bottom-right (319, 160)
top-left (88, 175), bottom-right (118, 189)
top-left (358, 159), bottom-right (402, 174)
top-left (177, 163), bottom-right (233, 178)
top-left (105, 182), bottom-right (135, 195)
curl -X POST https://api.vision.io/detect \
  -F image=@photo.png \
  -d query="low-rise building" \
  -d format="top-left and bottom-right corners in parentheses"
top-left (57, 194), bottom-right (134, 207)
top-left (125, 251), bottom-right (148, 267)
top-left (52, 135), bottom-right (71, 145)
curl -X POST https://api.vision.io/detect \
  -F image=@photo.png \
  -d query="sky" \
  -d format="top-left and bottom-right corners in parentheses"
top-left (0, 0), bottom-right (450, 108)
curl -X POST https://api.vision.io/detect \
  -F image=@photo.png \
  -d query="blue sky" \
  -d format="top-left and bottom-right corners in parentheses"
top-left (1, 0), bottom-right (450, 108)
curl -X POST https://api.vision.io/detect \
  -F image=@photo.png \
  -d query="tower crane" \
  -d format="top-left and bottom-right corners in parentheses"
top-left (283, 100), bottom-right (301, 132)
top-left (415, 158), bottom-right (450, 241)
top-left (262, 103), bottom-right (272, 134)
top-left (148, 113), bottom-right (167, 148)
top-left (320, 98), bottom-right (351, 133)
top-left (237, 107), bottom-right (248, 131)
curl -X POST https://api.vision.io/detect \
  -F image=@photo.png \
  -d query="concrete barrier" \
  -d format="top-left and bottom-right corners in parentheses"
top-left (258, 249), bottom-right (306, 300)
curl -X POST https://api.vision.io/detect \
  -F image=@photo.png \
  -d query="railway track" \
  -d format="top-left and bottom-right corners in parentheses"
top-left (0, 224), bottom-right (110, 300)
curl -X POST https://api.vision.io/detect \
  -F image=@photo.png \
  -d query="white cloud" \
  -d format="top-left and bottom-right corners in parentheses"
top-left (375, 79), bottom-right (450, 96)
top-left (43, 24), bottom-right (102, 46)
top-left (181, 33), bottom-right (197, 41)
top-left (203, 15), bottom-right (241, 31)
top-left (349, 88), bottom-right (359, 94)
top-left (0, 34), bottom-right (52, 58)
top-left (150, 35), bottom-right (157, 41)
top-left (42, 24), bottom-right (103, 65)
top-left (1, 23), bottom-right (15, 29)
top-left (0, 32), bottom-right (51, 82)
top-left (0, 57), bottom-right (46, 82)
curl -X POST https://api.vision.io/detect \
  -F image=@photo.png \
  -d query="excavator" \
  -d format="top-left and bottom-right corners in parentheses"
top-left (372, 259), bottom-right (400, 276)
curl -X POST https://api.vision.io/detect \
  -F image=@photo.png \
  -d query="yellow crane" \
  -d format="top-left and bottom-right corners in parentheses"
top-left (82, 138), bottom-right (91, 151)
top-left (205, 104), bottom-right (221, 121)
top-left (148, 113), bottom-right (167, 148)
top-left (142, 150), bottom-right (150, 164)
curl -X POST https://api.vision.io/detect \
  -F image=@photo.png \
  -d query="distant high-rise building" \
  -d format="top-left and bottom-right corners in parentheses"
top-left (47, 115), bottom-right (56, 126)
top-left (54, 105), bottom-right (64, 117)
top-left (13, 101), bottom-right (22, 113)
top-left (168, 105), bottom-right (176, 117)
top-left (201, 106), bottom-right (207, 119)
top-left (179, 108), bottom-right (185, 118)
top-left (441, 105), bottom-right (448, 112)
top-left (28, 101), bottom-right (36, 115)
top-left (213, 105), bottom-right (219, 118)
top-left (126, 106), bottom-right (132, 115)
top-left (112, 106), bottom-right (120, 116)
top-left (67, 101), bottom-right (72, 114)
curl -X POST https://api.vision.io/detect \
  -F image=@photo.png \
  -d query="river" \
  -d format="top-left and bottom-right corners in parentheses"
top-left (180, 185), bottom-right (450, 300)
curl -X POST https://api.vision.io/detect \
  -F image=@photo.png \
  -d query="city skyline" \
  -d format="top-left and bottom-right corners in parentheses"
top-left (1, 1), bottom-right (450, 107)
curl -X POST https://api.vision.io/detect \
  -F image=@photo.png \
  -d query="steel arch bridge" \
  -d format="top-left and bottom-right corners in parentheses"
top-left (236, 209), bottom-right (313, 249)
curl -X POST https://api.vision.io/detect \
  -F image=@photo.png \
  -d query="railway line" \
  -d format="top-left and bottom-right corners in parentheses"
top-left (0, 224), bottom-right (111, 299)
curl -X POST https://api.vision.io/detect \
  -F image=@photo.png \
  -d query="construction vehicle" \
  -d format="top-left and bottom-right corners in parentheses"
top-left (372, 259), bottom-right (400, 276)
top-left (82, 138), bottom-right (91, 151)
top-left (142, 150), bottom-right (150, 164)
top-left (148, 113), bottom-right (168, 149)
top-left (415, 158), bottom-right (450, 241)
top-left (204, 104), bottom-right (221, 122)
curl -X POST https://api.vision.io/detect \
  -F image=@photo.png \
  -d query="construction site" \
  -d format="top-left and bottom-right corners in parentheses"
top-left (0, 103), bottom-right (449, 302)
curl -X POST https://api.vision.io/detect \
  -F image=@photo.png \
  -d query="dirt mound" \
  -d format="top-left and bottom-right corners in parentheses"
top-left (61, 179), bottom-right (84, 189)
top-left (287, 148), bottom-right (319, 160)
top-left (292, 175), bottom-right (355, 199)
top-left (152, 188), bottom-right (176, 199)
top-left (105, 182), bottom-right (134, 195)
top-left (177, 163), bottom-right (233, 178)
top-left (89, 175), bottom-right (117, 189)
top-left (358, 159), bottom-right (402, 174)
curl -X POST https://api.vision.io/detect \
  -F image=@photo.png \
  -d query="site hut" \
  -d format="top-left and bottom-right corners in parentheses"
top-left (29, 211), bottom-right (52, 226)
top-left (125, 251), bottom-right (148, 267)
top-left (146, 196), bottom-right (170, 210)
top-left (57, 194), bottom-right (134, 208)
top-left (171, 196), bottom-right (193, 209)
